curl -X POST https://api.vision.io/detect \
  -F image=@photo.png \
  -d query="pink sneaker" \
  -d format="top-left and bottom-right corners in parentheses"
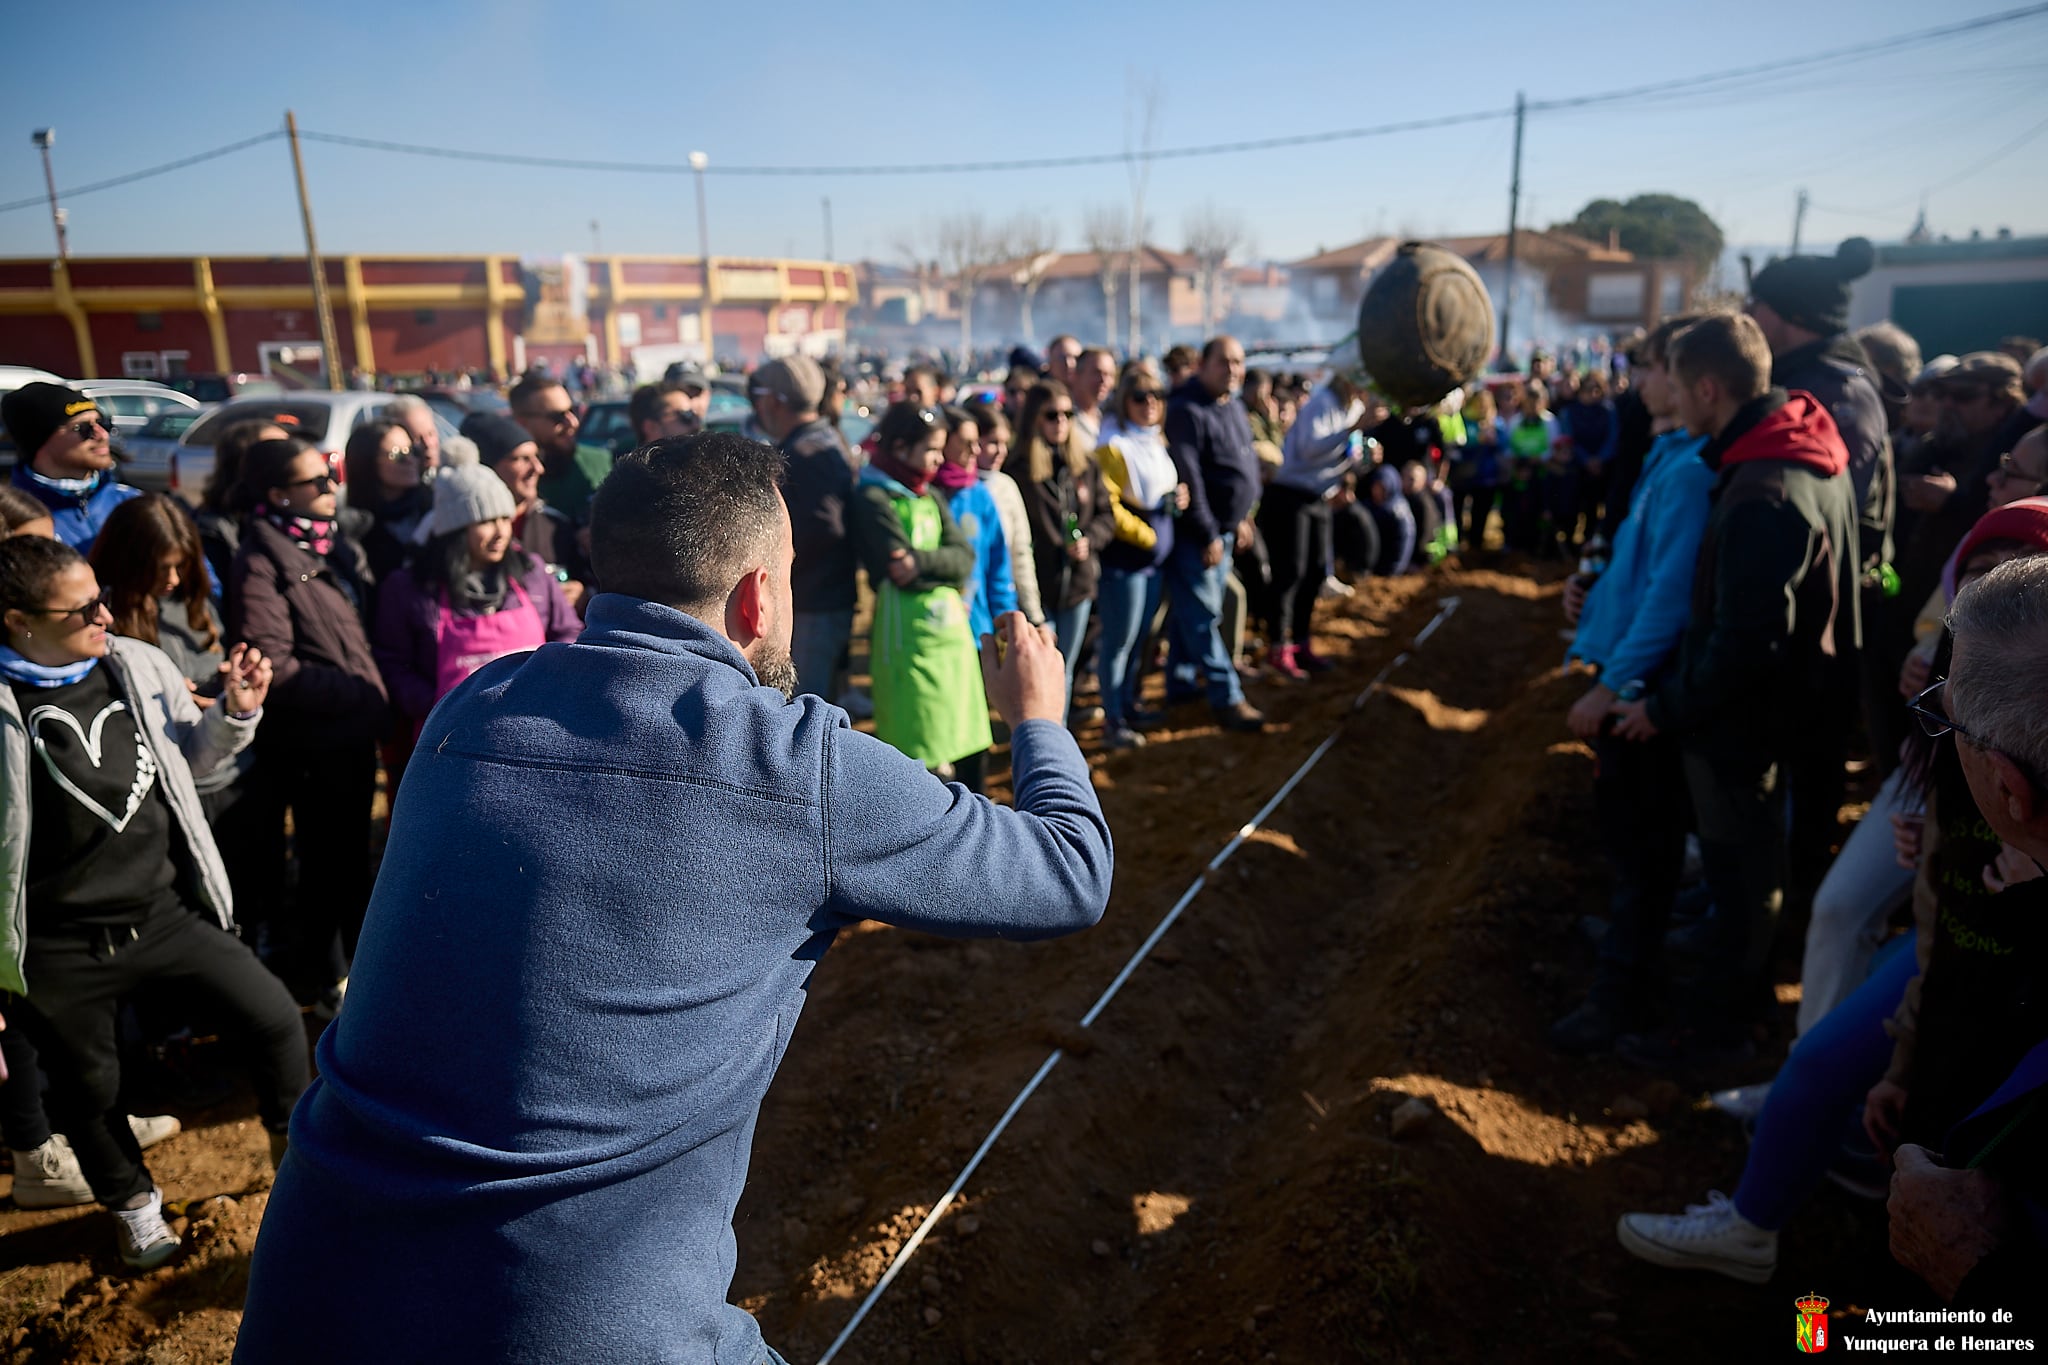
top-left (1269, 644), bottom-right (1309, 682)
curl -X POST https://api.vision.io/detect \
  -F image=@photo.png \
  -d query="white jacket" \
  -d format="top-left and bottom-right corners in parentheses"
top-left (0, 637), bottom-right (259, 996)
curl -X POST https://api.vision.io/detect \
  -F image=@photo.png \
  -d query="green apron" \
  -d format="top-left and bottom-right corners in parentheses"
top-left (870, 490), bottom-right (993, 768)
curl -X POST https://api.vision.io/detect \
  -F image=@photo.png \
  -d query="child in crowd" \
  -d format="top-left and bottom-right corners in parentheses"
top-left (933, 407), bottom-right (1018, 645)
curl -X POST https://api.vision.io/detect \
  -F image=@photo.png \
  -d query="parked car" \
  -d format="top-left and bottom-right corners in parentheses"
top-left (165, 373), bottom-right (285, 404)
top-left (581, 385), bottom-right (755, 455)
top-left (78, 380), bottom-right (203, 440)
top-left (135, 392), bottom-right (458, 507)
top-left (395, 387), bottom-right (511, 430)
top-left (118, 404), bottom-right (217, 492)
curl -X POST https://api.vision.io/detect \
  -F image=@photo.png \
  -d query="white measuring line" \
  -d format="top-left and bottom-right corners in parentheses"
top-left (812, 596), bottom-right (1461, 1365)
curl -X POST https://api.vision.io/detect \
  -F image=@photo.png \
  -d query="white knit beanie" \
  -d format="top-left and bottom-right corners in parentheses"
top-left (429, 462), bottom-right (518, 537)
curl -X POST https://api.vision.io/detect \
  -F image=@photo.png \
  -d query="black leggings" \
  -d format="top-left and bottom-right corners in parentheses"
top-left (1255, 485), bottom-right (1331, 649)
top-left (248, 740), bottom-right (378, 994)
top-left (14, 902), bottom-right (308, 1205)
top-left (0, 1029), bottom-right (50, 1151)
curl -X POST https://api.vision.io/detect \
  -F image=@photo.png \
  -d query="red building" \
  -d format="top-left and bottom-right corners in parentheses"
top-left (0, 252), bottom-right (856, 382)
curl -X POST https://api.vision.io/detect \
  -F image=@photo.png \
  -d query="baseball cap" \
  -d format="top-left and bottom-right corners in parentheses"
top-left (750, 355), bottom-right (826, 410)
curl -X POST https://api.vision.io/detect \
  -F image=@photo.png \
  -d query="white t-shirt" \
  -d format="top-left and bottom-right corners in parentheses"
top-left (1274, 385), bottom-right (1367, 495)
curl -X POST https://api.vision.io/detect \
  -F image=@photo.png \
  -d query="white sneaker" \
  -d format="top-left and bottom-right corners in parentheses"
top-left (112, 1187), bottom-right (181, 1270)
top-left (1617, 1191), bottom-right (1777, 1283)
top-left (835, 688), bottom-right (874, 720)
top-left (1319, 575), bottom-right (1355, 599)
top-left (1710, 1082), bottom-right (1773, 1124)
top-left (128, 1114), bottom-right (181, 1150)
top-left (9, 1135), bottom-right (94, 1209)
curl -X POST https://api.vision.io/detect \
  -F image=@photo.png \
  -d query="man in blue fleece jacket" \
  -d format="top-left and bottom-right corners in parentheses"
top-left (234, 433), bottom-right (1114, 1365)
top-left (1552, 314), bottom-right (1714, 1054)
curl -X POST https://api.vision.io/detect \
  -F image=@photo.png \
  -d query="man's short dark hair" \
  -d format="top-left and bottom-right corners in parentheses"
top-left (1200, 335), bottom-right (1239, 364)
top-left (904, 363), bottom-right (942, 392)
top-left (629, 381), bottom-right (691, 435)
top-left (1641, 313), bottom-right (1706, 368)
top-left (508, 375), bottom-right (567, 413)
top-left (1668, 313), bottom-right (1770, 403)
top-left (589, 433), bottom-right (786, 616)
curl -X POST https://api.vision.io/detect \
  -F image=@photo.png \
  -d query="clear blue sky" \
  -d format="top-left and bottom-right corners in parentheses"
top-left (3, 0), bottom-right (2045, 269)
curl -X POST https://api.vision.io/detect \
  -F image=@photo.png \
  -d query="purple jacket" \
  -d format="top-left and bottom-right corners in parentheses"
top-left (371, 554), bottom-right (581, 725)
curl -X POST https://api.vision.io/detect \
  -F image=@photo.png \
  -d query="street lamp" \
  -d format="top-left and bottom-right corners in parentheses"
top-left (31, 128), bottom-right (68, 262)
top-left (689, 151), bottom-right (712, 365)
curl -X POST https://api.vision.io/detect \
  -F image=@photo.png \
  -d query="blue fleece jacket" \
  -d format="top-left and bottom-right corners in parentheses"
top-left (940, 477), bottom-right (1019, 641)
top-left (9, 462), bottom-right (140, 552)
top-left (1569, 430), bottom-right (1713, 692)
top-left (234, 595), bottom-right (1113, 1365)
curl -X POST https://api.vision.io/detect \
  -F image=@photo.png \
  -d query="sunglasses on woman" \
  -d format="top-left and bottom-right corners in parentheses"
top-left (286, 473), bottom-right (338, 493)
top-left (29, 587), bottom-right (114, 622)
top-left (1042, 408), bottom-right (1074, 422)
top-left (381, 445), bottom-right (418, 462)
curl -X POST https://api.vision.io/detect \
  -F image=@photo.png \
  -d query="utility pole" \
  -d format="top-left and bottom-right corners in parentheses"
top-left (1497, 91), bottom-right (1525, 368)
top-left (31, 129), bottom-right (68, 262)
top-left (1790, 187), bottom-right (1810, 255)
top-left (822, 196), bottom-right (834, 262)
top-left (285, 111), bottom-right (345, 391)
top-left (690, 151), bottom-right (713, 365)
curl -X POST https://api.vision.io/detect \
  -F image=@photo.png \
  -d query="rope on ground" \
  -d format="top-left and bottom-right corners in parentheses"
top-left (812, 595), bottom-right (1461, 1365)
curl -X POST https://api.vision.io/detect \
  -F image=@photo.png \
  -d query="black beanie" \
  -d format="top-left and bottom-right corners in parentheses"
top-left (1749, 237), bottom-right (1876, 337)
top-left (1, 382), bottom-right (99, 461)
top-left (460, 413), bottom-right (534, 468)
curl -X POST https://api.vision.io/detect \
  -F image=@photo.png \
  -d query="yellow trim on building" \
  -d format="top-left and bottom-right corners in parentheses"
top-left (193, 258), bottom-right (230, 371)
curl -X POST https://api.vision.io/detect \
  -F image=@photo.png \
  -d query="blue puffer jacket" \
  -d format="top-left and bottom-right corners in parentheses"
top-left (1569, 429), bottom-right (1713, 691)
top-left (9, 463), bottom-right (140, 552)
top-left (939, 477), bottom-right (1019, 641)
top-left (235, 594), bottom-right (1113, 1365)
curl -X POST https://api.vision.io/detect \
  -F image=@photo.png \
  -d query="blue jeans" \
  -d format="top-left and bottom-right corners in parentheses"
top-left (1733, 935), bottom-right (1916, 1230)
top-left (791, 608), bottom-right (853, 701)
top-left (1163, 539), bottom-right (1244, 707)
top-left (1049, 600), bottom-right (1092, 724)
top-left (1096, 566), bottom-right (1162, 728)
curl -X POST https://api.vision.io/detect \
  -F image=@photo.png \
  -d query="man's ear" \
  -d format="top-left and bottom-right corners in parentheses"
top-left (725, 565), bottom-right (771, 647)
top-left (1989, 749), bottom-right (2039, 829)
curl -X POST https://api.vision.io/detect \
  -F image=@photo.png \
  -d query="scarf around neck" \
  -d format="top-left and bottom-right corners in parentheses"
top-left (933, 460), bottom-right (980, 492)
top-left (0, 643), bottom-right (99, 688)
top-left (22, 465), bottom-right (101, 497)
top-left (869, 448), bottom-right (933, 496)
top-left (264, 505), bottom-right (336, 557)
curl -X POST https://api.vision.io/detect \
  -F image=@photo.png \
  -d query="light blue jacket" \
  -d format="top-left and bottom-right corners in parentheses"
top-left (1569, 430), bottom-right (1714, 692)
top-left (939, 478), bottom-right (1019, 641)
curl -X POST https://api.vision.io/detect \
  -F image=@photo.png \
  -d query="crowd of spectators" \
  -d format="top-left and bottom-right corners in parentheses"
top-left (0, 232), bottom-right (2043, 1310)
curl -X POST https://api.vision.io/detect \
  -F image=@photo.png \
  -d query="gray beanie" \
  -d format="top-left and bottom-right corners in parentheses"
top-left (429, 462), bottom-right (518, 537)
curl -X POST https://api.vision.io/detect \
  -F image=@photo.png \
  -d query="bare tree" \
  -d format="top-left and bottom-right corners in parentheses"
top-left (888, 229), bottom-right (940, 326)
top-left (1182, 203), bottom-right (1253, 335)
top-left (1082, 205), bottom-right (1128, 347)
top-left (933, 212), bottom-right (1013, 362)
top-left (1005, 210), bottom-right (1061, 346)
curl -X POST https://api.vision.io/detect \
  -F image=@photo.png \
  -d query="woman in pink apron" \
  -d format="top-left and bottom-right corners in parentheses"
top-left (370, 465), bottom-right (581, 753)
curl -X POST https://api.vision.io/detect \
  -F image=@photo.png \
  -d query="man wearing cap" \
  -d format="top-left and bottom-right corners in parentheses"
top-left (629, 378), bottom-right (706, 453)
top-left (2, 383), bottom-right (140, 553)
top-left (509, 375), bottom-right (613, 525)
top-left (1891, 351), bottom-right (2034, 617)
top-left (749, 355), bottom-right (858, 701)
top-left (1747, 239), bottom-right (1893, 909)
top-left (461, 412), bottom-right (591, 607)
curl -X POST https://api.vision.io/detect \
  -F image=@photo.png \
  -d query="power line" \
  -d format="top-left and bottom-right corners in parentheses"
top-left (0, 131), bottom-right (283, 214)
top-left (4, 2), bottom-right (2044, 215)
top-left (1809, 110), bottom-right (2048, 219)
top-left (296, 108), bottom-right (1516, 177)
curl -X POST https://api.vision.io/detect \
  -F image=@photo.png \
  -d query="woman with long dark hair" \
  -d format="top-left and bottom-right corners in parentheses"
top-left (1093, 370), bottom-right (1186, 749)
top-left (226, 438), bottom-right (387, 1011)
top-left (372, 464), bottom-right (580, 742)
top-left (343, 419), bottom-right (431, 585)
top-left (195, 418), bottom-right (290, 590)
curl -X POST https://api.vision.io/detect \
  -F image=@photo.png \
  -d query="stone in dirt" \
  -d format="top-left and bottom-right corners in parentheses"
top-left (923, 1306), bottom-right (943, 1326)
top-left (1091, 1238), bottom-right (1113, 1257)
top-left (1389, 1096), bottom-right (1436, 1139)
top-left (955, 1214), bottom-right (981, 1236)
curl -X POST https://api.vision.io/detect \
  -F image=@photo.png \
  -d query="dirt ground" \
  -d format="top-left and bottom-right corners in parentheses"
top-left (0, 558), bottom-right (1930, 1363)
